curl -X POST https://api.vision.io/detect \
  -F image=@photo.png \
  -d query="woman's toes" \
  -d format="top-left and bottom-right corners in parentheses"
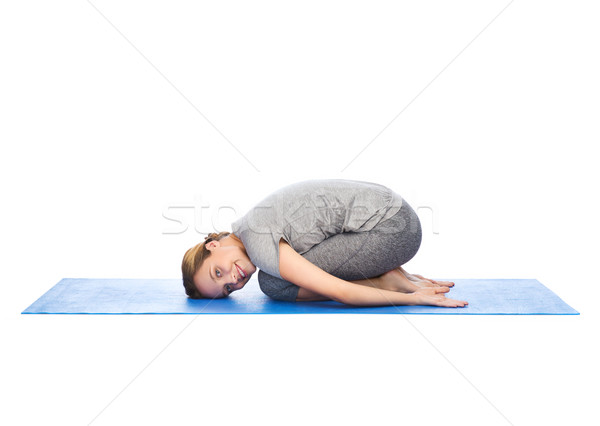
top-left (433, 280), bottom-right (454, 287)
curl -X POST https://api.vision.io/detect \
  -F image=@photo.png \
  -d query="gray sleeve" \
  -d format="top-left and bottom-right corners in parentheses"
top-left (257, 270), bottom-right (300, 302)
top-left (232, 213), bottom-right (284, 279)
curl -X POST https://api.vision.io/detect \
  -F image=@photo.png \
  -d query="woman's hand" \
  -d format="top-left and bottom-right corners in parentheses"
top-left (413, 287), bottom-right (469, 308)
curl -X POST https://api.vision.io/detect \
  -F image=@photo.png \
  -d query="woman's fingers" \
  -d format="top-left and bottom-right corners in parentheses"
top-left (436, 296), bottom-right (468, 307)
top-left (421, 294), bottom-right (468, 307)
top-left (404, 270), bottom-right (466, 307)
top-left (417, 287), bottom-right (450, 296)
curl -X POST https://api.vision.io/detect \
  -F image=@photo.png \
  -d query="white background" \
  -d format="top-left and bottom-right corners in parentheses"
top-left (1, 1), bottom-right (598, 425)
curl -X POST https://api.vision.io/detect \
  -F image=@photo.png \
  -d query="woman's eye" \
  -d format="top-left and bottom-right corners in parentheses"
top-left (216, 269), bottom-right (221, 278)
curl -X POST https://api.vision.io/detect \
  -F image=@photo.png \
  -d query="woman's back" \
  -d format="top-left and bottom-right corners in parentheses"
top-left (232, 178), bottom-right (403, 279)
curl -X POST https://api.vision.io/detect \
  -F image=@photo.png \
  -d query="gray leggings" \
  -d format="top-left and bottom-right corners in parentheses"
top-left (258, 200), bottom-right (422, 302)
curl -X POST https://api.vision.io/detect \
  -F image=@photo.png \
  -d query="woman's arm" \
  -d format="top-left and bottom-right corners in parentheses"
top-left (278, 238), bottom-right (467, 307)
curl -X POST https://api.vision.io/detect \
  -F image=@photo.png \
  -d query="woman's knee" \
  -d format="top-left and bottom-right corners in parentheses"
top-left (367, 202), bottom-right (423, 267)
top-left (257, 270), bottom-right (300, 302)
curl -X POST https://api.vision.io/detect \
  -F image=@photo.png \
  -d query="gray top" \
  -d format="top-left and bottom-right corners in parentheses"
top-left (231, 179), bottom-right (403, 279)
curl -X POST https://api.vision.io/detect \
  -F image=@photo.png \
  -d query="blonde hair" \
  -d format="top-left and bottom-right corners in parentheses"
top-left (181, 232), bottom-right (231, 298)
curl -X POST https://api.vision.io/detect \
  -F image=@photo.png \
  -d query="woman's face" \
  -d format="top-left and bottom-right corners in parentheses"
top-left (193, 238), bottom-right (257, 298)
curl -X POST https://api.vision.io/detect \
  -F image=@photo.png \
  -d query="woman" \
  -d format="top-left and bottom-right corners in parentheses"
top-left (181, 179), bottom-right (468, 308)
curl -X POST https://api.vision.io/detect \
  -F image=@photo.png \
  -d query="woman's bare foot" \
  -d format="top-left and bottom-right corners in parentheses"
top-left (398, 266), bottom-right (455, 288)
top-left (378, 268), bottom-right (421, 293)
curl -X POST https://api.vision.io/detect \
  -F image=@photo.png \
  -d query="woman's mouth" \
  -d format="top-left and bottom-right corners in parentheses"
top-left (236, 263), bottom-right (247, 279)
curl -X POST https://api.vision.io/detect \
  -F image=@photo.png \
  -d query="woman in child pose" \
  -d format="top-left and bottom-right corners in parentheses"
top-left (182, 179), bottom-right (467, 308)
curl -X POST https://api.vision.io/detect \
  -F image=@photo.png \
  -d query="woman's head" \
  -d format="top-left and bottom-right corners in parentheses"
top-left (181, 232), bottom-right (257, 299)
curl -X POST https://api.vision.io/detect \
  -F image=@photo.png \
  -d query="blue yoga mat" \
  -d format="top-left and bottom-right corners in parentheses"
top-left (21, 278), bottom-right (578, 315)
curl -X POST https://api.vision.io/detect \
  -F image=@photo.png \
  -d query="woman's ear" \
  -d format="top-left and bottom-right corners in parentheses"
top-left (206, 240), bottom-right (220, 250)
